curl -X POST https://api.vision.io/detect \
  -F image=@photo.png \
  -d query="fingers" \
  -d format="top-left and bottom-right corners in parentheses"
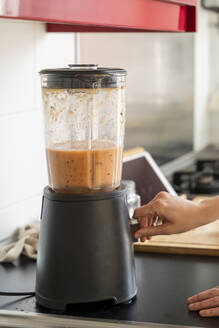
top-left (134, 192), bottom-right (169, 239)
top-left (138, 216), bottom-right (150, 229)
top-left (188, 296), bottom-right (219, 312)
top-left (134, 192), bottom-right (168, 219)
top-left (134, 203), bottom-right (155, 219)
top-left (135, 223), bottom-right (171, 238)
top-left (199, 307), bottom-right (219, 317)
top-left (139, 217), bottom-right (150, 242)
top-left (138, 215), bottom-right (158, 241)
top-left (188, 287), bottom-right (219, 317)
top-left (139, 217), bottom-right (152, 241)
top-left (188, 287), bottom-right (219, 304)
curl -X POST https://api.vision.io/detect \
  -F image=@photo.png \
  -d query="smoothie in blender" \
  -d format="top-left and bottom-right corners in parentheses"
top-left (46, 140), bottom-right (123, 193)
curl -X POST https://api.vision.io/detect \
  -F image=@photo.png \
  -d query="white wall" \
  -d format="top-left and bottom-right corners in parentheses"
top-left (193, 4), bottom-right (216, 151)
top-left (0, 19), bottom-right (76, 240)
top-left (79, 7), bottom-right (219, 153)
top-left (207, 10), bottom-right (219, 146)
top-left (80, 33), bottom-right (193, 107)
top-left (80, 33), bottom-right (194, 161)
top-left (194, 4), bottom-right (219, 150)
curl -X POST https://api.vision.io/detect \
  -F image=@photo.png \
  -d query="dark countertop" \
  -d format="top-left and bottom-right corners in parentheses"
top-left (0, 253), bottom-right (219, 327)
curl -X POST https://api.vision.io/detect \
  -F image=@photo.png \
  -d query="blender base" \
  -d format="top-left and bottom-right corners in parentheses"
top-left (35, 289), bottom-right (137, 311)
top-left (35, 186), bottom-right (137, 310)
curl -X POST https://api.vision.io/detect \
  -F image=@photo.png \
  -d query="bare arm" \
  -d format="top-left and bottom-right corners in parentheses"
top-left (134, 192), bottom-right (219, 240)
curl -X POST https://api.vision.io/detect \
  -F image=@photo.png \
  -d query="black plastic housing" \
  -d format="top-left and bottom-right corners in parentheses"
top-left (35, 186), bottom-right (137, 310)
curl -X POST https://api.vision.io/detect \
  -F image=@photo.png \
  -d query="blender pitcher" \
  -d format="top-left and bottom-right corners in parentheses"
top-left (40, 64), bottom-right (126, 194)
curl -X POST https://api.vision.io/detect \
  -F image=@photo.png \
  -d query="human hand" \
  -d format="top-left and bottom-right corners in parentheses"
top-left (188, 287), bottom-right (219, 317)
top-left (134, 192), bottom-right (212, 241)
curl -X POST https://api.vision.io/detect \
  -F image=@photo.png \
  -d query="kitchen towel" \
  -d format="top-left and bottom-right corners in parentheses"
top-left (0, 222), bottom-right (39, 263)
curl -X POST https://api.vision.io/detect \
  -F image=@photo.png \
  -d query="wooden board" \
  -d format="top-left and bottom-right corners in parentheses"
top-left (123, 147), bottom-right (145, 158)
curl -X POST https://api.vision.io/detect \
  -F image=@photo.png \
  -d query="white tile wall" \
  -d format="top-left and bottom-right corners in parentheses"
top-left (209, 112), bottom-right (219, 146)
top-left (34, 24), bottom-right (77, 108)
top-left (80, 32), bottom-right (194, 155)
top-left (0, 21), bottom-right (35, 115)
top-left (194, 5), bottom-right (218, 149)
top-left (0, 110), bottom-right (46, 209)
top-left (80, 33), bottom-right (193, 106)
top-left (207, 11), bottom-right (219, 145)
top-left (79, 9), bottom-right (219, 153)
top-left (0, 195), bottom-right (42, 242)
top-left (0, 19), bottom-right (76, 240)
top-left (193, 4), bottom-right (217, 151)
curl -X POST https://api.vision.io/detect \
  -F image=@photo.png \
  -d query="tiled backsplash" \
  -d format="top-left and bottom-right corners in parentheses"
top-left (80, 32), bottom-right (194, 164)
top-left (0, 19), bottom-right (76, 240)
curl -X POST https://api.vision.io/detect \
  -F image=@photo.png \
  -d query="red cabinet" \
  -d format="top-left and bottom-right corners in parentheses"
top-left (0, 0), bottom-right (197, 32)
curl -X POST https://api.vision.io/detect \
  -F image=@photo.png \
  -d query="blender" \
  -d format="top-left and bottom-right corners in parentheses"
top-left (35, 64), bottom-right (137, 310)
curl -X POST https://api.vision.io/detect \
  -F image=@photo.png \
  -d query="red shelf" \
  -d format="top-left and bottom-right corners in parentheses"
top-left (0, 0), bottom-right (197, 32)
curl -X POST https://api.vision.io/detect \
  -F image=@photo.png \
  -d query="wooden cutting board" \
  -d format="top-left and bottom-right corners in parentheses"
top-left (134, 196), bottom-right (219, 256)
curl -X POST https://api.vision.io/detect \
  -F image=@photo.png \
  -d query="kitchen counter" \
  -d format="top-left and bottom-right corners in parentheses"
top-left (196, 145), bottom-right (219, 160)
top-left (0, 253), bottom-right (219, 327)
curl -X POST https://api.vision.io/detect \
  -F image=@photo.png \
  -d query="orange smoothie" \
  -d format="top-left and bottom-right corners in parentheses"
top-left (46, 140), bottom-right (123, 193)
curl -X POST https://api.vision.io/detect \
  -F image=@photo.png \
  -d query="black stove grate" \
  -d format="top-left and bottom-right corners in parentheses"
top-left (172, 159), bottom-right (219, 195)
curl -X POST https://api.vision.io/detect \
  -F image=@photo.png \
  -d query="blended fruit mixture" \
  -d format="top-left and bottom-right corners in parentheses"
top-left (46, 140), bottom-right (123, 193)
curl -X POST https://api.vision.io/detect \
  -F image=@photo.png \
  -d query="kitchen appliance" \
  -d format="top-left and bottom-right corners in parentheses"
top-left (172, 159), bottom-right (219, 197)
top-left (35, 65), bottom-right (137, 310)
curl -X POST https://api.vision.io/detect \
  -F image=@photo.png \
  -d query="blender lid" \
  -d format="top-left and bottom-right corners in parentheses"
top-left (39, 64), bottom-right (127, 88)
top-left (39, 64), bottom-right (127, 76)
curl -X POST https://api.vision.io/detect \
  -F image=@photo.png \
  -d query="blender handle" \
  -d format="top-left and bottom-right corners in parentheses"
top-left (129, 218), bottom-right (140, 242)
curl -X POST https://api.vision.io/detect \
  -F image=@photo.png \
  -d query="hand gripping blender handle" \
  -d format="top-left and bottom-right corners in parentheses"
top-left (129, 218), bottom-right (140, 242)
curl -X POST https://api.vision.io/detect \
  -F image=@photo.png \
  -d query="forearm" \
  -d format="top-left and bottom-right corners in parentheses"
top-left (200, 196), bottom-right (219, 224)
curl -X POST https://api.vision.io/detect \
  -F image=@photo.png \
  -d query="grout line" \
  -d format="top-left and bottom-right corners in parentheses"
top-left (0, 107), bottom-right (41, 118)
top-left (33, 22), bottom-right (38, 109)
top-left (74, 33), bottom-right (80, 64)
top-left (0, 234), bottom-right (14, 245)
top-left (0, 193), bottom-right (42, 211)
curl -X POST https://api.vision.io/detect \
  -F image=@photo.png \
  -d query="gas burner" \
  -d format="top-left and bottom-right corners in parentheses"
top-left (172, 159), bottom-right (219, 195)
top-left (192, 177), bottom-right (219, 194)
top-left (196, 159), bottom-right (219, 178)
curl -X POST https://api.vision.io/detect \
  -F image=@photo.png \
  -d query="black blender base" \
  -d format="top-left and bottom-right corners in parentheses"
top-left (36, 291), bottom-right (137, 311)
top-left (35, 186), bottom-right (137, 311)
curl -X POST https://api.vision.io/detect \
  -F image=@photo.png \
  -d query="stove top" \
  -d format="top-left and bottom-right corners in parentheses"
top-left (172, 159), bottom-right (219, 196)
